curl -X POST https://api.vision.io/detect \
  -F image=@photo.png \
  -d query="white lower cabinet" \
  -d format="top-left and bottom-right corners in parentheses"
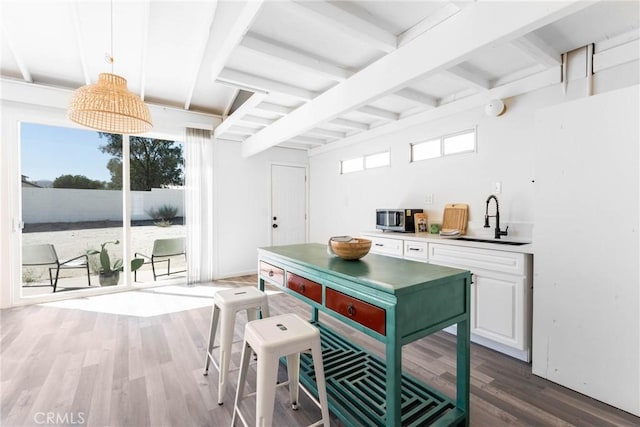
top-left (368, 235), bottom-right (403, 258)
top-left (362, 233), bottom-right (533, 361)
top-left (403, 240), bottom-right (429, 262)
top-left (471, 269), bottom-right (526, 348)
top-left (429, 243), bottom-right (533, 362)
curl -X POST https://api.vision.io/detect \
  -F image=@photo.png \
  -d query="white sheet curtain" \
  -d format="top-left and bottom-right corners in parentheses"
top-left (184, 128), bottom-right (215, 284)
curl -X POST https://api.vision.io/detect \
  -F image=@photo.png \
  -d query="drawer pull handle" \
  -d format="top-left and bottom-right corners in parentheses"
top-left (347, 304), bottom-right (356, 317)
top-left (299, 283), bottom-right (305, 293)
top-left (268, 270), bottom-right (274, 277)
top-left (409, 247), bottom-right (420, 251)
top-left (375, 243), bottom-right (383, 247)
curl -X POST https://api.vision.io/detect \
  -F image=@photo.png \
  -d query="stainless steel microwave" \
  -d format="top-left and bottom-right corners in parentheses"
top-left (376, 209), bottom-right (423, 232)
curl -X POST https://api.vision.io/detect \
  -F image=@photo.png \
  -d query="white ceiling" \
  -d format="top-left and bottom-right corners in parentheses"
top-left (1, 0), bottom-right (639, 156)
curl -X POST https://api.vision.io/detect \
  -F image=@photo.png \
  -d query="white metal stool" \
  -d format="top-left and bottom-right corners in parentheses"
top-left (204, 286), bottom-right (270, 405)
top-left (231, 313), bottom-right (330, 427)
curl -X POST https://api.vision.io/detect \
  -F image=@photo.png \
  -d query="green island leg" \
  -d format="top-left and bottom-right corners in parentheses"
top-left (385, 307), bottom-right (401, 426)
top-left (456, 277), bottom-right (471, 426)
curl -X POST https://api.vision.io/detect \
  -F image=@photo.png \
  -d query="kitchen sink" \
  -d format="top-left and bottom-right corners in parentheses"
top-left (453, 237), bottom-right (530, 246)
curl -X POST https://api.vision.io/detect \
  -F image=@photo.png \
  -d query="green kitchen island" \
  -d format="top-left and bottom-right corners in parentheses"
top-left (258, 243), bottom-right (471, 427)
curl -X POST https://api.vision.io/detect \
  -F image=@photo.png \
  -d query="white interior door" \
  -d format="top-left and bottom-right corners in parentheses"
top-left (271, 164), bottom-right (307, 246)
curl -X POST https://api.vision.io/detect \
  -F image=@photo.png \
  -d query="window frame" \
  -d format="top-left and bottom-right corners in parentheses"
top-left (410, 127), bottom-right (477, 163)
top-left (340, 149), bottom-right (390, 174)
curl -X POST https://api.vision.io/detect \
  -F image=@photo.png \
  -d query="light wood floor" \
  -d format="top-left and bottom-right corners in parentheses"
top-left (1, 275), bottom-right (638, 427)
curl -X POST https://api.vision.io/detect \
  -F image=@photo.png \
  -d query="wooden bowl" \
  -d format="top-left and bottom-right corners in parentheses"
top-left (330, 238), bottom-right (372, 260)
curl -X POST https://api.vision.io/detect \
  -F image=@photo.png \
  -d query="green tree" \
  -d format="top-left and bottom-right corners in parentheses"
top-left (98, 133), bottom-right (184, 191)
top-left (53, 174), bottom-right (105, 189)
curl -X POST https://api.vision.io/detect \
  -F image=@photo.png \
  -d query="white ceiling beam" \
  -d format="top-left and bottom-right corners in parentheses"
top-left (596, 28), bottom-right (640, 52)
top-left (227, 125), bottom-right (262, 134)
top-left (184, 0), bottom-right (218, 110)
top-left (218, 68), bottom-right (317, 101)
top-left (491, 64), bottom-right (547, 87)
top-left (310, 66), bottom-right (562, 156)
top-left (288, 136), bottom-right (327, 146)
top-left (511, 33), bottom-right (562, 67)
top-left (278, 142), bottom-right (313, 150)
top-left (329, 118), bottom-right (370, 131)
top-left (287, 1), bottom-right (397, 53)
top-left (240, 33), bottom-right (352, 82)
top-left (70, 2), bottom-right (90, 85)
top-left (214, 91), bottom-right (267, 138)
top-left (394, 88), bottom-right (438, 107)
top-left (443, 65), bottom-right (491, 90)
top-left (357, 106), bottom-right (399, 121)
top-left (1, 23), bottom-right (32, 83)
top-left (242, 1), bottom-right (589, 157)
top-left (217, 135), bottom-right (246, 143)
top-left (210, 0), bottom-right (264, 82)
top-left (0, 78), bottom-right (219, 131)
top-left (594, 38), bottom-right (640, 73)
top-left (239, 114), bottom-right (275, 126)
top-left (304, 128), bottom-right (346, 139)
top-left (222, 129), bottom-right (254, 137)
top-left (398, 2), bottom-right (461, 47)
top-left (255, 102), bottom-right (294, 115)
top-left (437, 87), bottom-right (482, 107)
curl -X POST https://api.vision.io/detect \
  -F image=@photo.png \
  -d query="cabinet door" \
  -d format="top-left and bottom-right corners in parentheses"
top-left (472, 269), bottom-right (526, 350)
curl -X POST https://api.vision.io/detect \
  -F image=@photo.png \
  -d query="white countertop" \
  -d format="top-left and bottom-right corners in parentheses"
top-left (360, 230), bottom-right (534, 254)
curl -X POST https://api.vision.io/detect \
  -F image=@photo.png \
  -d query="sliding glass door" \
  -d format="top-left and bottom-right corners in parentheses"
top-left (19, 122), bottom-right (186, 299)
top-left (126, 135), bottom-right (187, 284)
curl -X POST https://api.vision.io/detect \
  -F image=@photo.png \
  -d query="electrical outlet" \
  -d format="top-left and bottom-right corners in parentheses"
top-left (493, 182), bottom-right (502, 194)
top-left (425, 194), bottom-right (434, 204)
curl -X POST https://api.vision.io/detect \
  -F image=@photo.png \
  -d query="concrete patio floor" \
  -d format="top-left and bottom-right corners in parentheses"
top-left (21, 223), bottom-right (186, 297)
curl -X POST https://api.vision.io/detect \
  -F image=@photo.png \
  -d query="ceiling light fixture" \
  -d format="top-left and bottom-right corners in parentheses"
top-left (485, 99), bottom-right (506, 117)
top-left (68, 1), bottom-right (152, 134)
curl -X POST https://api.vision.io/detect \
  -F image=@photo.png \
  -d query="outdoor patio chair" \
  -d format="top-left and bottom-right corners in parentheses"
top-left (134, 237), bottom-right (186, 281)
top-left (22, 243), bottom-right (91, 292)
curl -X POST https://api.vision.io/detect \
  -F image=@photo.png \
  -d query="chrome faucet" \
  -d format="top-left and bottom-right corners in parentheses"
top-left (484, 195), bottom-right (509, 239)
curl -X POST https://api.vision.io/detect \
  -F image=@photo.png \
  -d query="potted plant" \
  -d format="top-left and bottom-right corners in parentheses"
top-left (87, 240), bottom-right (144, 286)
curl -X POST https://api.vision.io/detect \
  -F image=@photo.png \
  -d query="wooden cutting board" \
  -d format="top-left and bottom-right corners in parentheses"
top-left (441, 203), bottom-right (468, 234)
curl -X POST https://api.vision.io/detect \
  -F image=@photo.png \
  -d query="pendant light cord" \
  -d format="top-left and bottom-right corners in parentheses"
top-left (106, 0), bottom-right (114, 72)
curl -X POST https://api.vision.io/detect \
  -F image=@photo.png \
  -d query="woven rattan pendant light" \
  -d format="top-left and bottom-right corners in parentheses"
top-left (68, 1), bottom-right (152, 134)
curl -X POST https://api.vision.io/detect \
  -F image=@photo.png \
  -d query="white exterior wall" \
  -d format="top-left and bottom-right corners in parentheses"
top-left (22, 188), bottom-right (184, 223)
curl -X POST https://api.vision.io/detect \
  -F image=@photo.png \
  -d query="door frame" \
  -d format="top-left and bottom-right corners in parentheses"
top-left (268, 162), bottom-right (309, 246)
top-left (3, 109), bottom-right (186, 307)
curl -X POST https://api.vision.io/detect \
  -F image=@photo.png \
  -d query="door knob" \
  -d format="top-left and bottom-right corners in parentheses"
top-left (272, 224), bottom-right (278, 228)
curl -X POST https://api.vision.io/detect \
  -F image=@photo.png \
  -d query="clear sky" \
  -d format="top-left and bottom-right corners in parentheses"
top-left (20, 122), bottom-right (115, 182)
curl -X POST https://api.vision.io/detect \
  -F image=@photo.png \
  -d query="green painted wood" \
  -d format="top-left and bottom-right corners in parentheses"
top-left (258, 243), bottom-right (471, 426)
top-left (260, 243), bottom-right (468, 294)
top-left (298, 323), bottom-right (464, 427)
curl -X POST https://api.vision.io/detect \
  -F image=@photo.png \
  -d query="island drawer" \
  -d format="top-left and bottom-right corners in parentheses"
top-left (259, 261), bottom-right (284, 286)
top-left (286, 273), bottom-right (322, 303)
top-left (326, 288), bottom-right (386, 335)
